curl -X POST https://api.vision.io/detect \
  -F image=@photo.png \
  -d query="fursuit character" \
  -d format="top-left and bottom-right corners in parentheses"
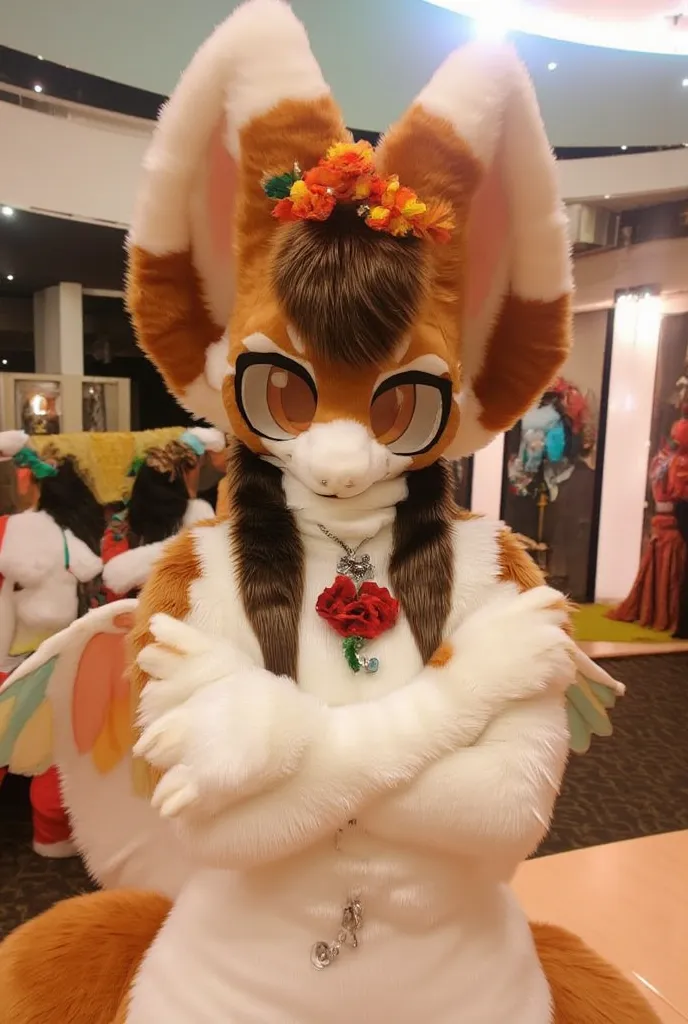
top-left (0, 3), bottom-right (658, 1022)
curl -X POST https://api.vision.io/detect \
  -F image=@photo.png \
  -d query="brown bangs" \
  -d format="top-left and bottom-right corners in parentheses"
top-left (271, 205), bottom-right (429, 368)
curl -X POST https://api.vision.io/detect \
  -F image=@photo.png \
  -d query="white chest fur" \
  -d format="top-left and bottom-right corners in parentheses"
top-left (128, 482), bottom-right (552, 1024)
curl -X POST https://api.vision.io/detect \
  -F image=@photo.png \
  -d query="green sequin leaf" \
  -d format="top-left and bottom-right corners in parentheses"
top-left (263, 171), bottom-right (298, 200)
top-left (342, 636), bottom-right (363, 674)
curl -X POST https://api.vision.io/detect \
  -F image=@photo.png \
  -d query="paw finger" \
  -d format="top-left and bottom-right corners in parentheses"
top-left (137, 644), bottom-right (183, 680)
top-left (149, 614), bottom-right (210, 656)
top-left (134, 710), bottom-right (187, 768)
top-left (152, 765), bottom-right (199, 817)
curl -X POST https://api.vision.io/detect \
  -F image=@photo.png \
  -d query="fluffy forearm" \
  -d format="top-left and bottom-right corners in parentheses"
top-left (364, 693), bottom-right (569, 866)
top-left (171, 662), bottom-right (504, 869)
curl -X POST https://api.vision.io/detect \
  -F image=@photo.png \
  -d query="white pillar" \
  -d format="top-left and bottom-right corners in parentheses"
top-left (470, 435), bottom-right (504, 521)
top-left (595, 292), bottom-right (663, 604)
top-left (33, 282), bottom-right (84, 376)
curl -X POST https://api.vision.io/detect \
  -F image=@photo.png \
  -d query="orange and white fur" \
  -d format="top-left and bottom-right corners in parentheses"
top-left (0, 2), bottom-right (659, 1022)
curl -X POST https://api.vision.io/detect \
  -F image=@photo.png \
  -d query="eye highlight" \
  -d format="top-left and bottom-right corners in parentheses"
top-left (235, 352), bottom-right (317, 441)
top-left (370, 371), bottom-right (452, 457)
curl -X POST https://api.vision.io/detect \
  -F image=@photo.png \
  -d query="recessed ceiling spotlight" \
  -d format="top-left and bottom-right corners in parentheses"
top-left (6, 275), bottom-right (14, 282)
top-left (683, 78), bottom-right (688, 87)
top-left (37, 54), bottom-right (44, 61)
top-left (547, 62), bottom-right (558, 71)
top-left (1, 206), bottom-right (14, 218)
top-left (1, 360), bottom-right (7, 366)
top-left (621, 145), bottom-right (628, 151)
top-left (33, 83), bottom-right (43, 93)
top-left (604, 194), bottom-right (611, 199)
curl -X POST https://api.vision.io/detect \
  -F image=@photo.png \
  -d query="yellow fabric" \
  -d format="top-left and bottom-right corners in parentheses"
top-left (9, 629), bottom-right (54, 657)
top-left (573, 604), bottom-right (673, 644)
top-left (10, 699), bottom-right (53, 775)
top-left (32, 429), bottom-right (184, 504)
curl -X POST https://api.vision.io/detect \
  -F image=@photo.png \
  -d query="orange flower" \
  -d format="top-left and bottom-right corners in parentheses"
top-left (267, 141), bottom-right (454, 242)
top-left (325, 140), bottom-right (375, 177)
top-left (365, 206), bottom-right (392, 231)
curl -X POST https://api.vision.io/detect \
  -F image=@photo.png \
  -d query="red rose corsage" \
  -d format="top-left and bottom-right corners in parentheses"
top-left (316, 575), bottom-right (399, 673)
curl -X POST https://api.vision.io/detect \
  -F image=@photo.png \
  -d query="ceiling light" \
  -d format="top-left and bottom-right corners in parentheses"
top-left (547, 61), bottom-right (558, 71)
top-left (6, 275), bottom-right (14, 282)
top-left (470, 0), bottom-right (520, 41)
top-left (37, 55), bottom-right (44, 61)
top-left (421, 1), bottom-right (688, 55)
top-left (1, 360), bottom-right (7, 367)
top-left (33, 84), bottom-right (43, 93)
top-left (621, 145), bottom-right (628, 150)
top-left (604, 194), bottom-right (611, 199)
top-left (1, 206), bottom-right (14, 218)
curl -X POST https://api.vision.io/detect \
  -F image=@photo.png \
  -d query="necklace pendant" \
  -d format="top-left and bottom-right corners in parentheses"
top-left (337, 552), bottom-right (374, 585)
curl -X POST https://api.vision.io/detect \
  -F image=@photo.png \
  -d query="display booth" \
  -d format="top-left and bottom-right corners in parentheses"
top-left (468, 235), bottom-right (688, 628)
top-left (0, 372), bottom-right (131, 436)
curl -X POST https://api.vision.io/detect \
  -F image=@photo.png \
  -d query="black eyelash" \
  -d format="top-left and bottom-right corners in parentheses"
top-left (372, 370), bottom-right (453, 456)
top-left (234, 352), bottom-right (318, 441)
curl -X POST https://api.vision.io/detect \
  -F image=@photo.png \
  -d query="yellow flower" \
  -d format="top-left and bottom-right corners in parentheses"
top-left (401, 197), bottom-right (427, 218)
top-left (290, 179), bottom-right (309, 199)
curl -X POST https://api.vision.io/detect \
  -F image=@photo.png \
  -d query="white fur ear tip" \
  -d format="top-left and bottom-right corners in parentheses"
top-left (0, 430), bottom-right (29, 457)
top-left (204, 336), bottom-right (230, 392)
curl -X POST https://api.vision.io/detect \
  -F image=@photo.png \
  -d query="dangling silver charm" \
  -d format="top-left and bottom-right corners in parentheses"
top-left (311, 897), bottom-right (364, 970)
top-left (336, 551), bottom-right (374, 585)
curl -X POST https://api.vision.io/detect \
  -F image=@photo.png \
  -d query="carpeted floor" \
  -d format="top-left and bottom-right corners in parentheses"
top-left (1, 654), bottom-right (687, 939)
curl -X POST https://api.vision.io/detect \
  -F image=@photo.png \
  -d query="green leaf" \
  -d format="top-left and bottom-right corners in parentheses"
top-left (342, 636), bottom-right (363, 673)
top-left (263, 171), bottom-right (297, 200)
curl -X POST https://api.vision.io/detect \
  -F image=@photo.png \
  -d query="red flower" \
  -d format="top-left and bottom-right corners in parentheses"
top-left (316, 575), bottom-right (399, 640)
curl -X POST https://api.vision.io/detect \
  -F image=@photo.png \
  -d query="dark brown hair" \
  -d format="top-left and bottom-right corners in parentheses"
top-left (227, 441), bottom-right (304, 679)
top-left (227, 442), bottom-right (454, 677)
top-left (271, 205), bottom-right (429, 368)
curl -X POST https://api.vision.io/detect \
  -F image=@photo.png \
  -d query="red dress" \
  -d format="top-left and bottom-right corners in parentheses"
top-left (609, 419), bottom-right (688, 635)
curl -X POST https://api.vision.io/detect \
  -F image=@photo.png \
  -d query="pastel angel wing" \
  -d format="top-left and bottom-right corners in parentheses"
top-left (0, 656), bottom-right (56, 775)
top-left (0, 601), bottom-right (192, 897)
top-left (566, 649), bottom-right (625, 755)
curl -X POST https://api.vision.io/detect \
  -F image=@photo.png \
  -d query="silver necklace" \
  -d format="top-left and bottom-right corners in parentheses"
top-left (317, 524), bottom-right (375, 585)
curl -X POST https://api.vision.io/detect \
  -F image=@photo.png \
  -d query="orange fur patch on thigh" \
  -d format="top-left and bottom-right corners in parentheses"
top-left (531, 923), bottom-right (661, 1024)
top-left (0, 890), bottom-right (170, 1024)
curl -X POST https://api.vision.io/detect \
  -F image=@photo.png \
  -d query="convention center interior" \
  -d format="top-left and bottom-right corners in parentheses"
top-left (0, 1), bottom-right (686, 1022)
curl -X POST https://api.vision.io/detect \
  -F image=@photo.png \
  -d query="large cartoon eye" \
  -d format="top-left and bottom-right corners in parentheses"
top-left (370, 371), bottom-right (453, 456)
top-left (235, 352), bottom-right (317, 441)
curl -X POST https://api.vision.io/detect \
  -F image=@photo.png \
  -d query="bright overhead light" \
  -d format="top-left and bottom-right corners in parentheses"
top-left (33, 83), bottom-right (43, 93)
top-left (421, 1), bottom-right (688, 56)
top-left (1, 360), bottom-right (7, 367)
top-left (1, 206), bottom-right (14, 218)
top-left (470, 0), bottom-right (520, 41)
top-left (683, 78), bottom-right (688, 87)
top-left (6, 275), bottom-right (14, 282)
top-left (604, 194), bottom-right (611, 199)
top-left (621, 145), bottom-right (628, 150)
top-left (37, 54), bottom-right (44, 61)
top-left (547, 61), bottom-right (558, 71)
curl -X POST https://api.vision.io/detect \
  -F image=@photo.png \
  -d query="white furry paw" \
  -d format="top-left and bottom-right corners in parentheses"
top-left (136, 613), bottom-right (253, 726)
top-left (450, 585), bottom-right (575, 708)
top-left (135, 671), bottom-right (318, 820)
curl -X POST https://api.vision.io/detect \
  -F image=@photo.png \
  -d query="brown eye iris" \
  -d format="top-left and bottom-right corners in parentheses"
top-left (235, 352), bottom-right (318, 442)
top-left (267, 366), bottom-right (316, 435)
top-left (369, 372), bottom-right (453, 457)
top-left (370, 383), bottom-right (416, 443)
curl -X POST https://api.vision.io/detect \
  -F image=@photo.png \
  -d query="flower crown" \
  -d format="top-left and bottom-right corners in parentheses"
top-left (262, 140), bottom-right (454, 243)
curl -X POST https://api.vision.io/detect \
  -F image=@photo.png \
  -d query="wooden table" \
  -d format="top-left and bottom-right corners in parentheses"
top-left (514, 832), bottom-right (688, 1022)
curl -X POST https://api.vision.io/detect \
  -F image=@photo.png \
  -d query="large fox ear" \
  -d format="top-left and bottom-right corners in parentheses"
top-left (126, 0), bottom-right (348, 428)
top-left (377, 46), bottom-right (573, 456)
